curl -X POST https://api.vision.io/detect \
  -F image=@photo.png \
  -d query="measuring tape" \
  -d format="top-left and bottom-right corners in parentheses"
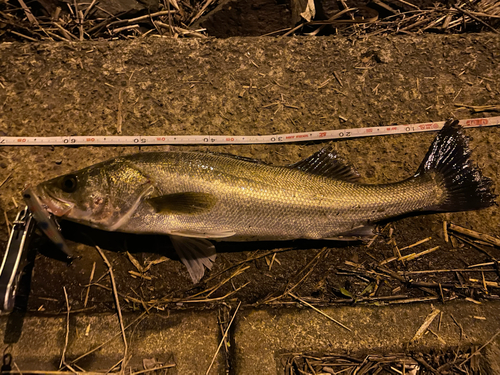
top-left (1, 116), bottom-right (499, 146)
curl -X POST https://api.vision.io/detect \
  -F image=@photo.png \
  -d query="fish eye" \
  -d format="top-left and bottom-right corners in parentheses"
top-left (61, 174), bottom-right (78, 193)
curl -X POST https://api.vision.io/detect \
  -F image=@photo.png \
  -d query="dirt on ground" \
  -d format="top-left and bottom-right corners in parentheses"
top-left (0, 33), bottom-right (499, 316)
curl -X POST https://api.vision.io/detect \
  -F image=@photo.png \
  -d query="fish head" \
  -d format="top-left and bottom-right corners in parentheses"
top-left (34, 158), bottom-right (153, 230)
top-left (34, 161), bottom-right (113, 226)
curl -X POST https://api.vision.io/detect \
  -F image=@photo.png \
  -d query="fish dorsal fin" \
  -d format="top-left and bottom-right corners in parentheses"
top-left (288, 147), bottom-right (360, 182)
top-left (146, 192), bottom-right (217, 215)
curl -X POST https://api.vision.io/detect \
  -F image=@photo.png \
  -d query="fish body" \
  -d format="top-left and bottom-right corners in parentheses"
top-left (90, 152), bottom-right (439, 240)
top-left (29, 120), bottom-right (496, 282)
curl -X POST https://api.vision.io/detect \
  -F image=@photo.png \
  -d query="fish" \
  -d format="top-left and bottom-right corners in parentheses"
top-left (27, 120), bottom-right (496, 283)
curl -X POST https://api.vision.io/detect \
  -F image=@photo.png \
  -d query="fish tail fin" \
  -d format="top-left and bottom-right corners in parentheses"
top-left (416, 119), bottom-right (496, 212)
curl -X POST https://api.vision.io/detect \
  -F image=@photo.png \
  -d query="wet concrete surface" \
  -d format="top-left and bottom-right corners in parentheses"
top-left (1, 301), bottom-right (500, 373)
top-left (1, 310), bottom-right (223, 373)
top-left (233, 301), bottom-right (500, 374)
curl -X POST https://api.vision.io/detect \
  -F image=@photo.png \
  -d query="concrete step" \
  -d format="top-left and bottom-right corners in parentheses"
top-left (2, 301), bottom-right (500, 374)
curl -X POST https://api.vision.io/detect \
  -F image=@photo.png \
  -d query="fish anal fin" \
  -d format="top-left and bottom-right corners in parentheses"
top-left (289, 147), bottom-right (360, 182)
top-left (169, 235), bottom-right (217, 283)
top-left (324, 225), bottom-right (375, 241)
top-left (146, 192), bottom-right (217, 215)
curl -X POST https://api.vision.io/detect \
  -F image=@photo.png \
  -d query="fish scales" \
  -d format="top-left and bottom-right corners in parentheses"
top-left (117, 151), bottom-right (440, 240)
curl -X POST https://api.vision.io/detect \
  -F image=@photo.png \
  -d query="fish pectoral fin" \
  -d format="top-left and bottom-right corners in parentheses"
top-left (169, 229), bottom-right (236, 239)
top-left (288, 147), bottom-right (360, 182)
top-left (146, 192), bottom-right (217, 215)
top-left (324, 224), bottom-right (375, 241)
top-left (169, 235), bottom-right (217, 283)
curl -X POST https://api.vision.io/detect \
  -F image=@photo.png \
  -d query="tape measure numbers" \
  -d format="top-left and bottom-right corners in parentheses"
top-left (1, 116), bottom-right (499, 146)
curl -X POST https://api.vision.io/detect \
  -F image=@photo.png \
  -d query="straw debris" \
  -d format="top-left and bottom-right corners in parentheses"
top-left (1, 0), bottom-right (499, 41)
top-left (283, 346), bottom-right (483, 375)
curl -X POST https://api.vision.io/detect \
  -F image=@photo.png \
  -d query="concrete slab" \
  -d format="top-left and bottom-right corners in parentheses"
top-left (233, 301), bottom-right (500, 374)
top-left (2, 301), bottom-right (500, 373)
top-left (1, 310), bottom-right (224, 374)
top-left (0, 33), bottom-right (499, 313)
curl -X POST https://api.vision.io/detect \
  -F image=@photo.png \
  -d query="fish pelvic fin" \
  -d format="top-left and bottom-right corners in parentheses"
top-left (416, 119), bottom-right (496, 212)
top-left (169, 235), bottom-right (216, 283)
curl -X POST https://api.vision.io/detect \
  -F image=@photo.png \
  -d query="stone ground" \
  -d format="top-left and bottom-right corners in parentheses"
top-left (2, 301), bottom-right (500, 373)
top-left (0, 34), bottom-right (500, 373)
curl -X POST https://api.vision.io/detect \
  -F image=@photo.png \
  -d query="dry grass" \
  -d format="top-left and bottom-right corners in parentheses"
top-left (282, 344), bottom-right (493, 375)
top-left (0, 0), bottom-right (213, 41)
top-left (0, 0), bottom-right (498, 41)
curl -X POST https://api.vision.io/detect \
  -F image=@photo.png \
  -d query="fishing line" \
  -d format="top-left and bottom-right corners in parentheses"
top-left (1, 116), bottom-right (499, 146)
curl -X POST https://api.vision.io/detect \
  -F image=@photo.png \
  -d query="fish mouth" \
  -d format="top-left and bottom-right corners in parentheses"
top-left (35, 185), bottom-right (75, 217)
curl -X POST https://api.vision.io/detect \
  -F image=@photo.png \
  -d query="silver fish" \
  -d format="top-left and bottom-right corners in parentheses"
top-left (29, 120), bottom-right (496, 282)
